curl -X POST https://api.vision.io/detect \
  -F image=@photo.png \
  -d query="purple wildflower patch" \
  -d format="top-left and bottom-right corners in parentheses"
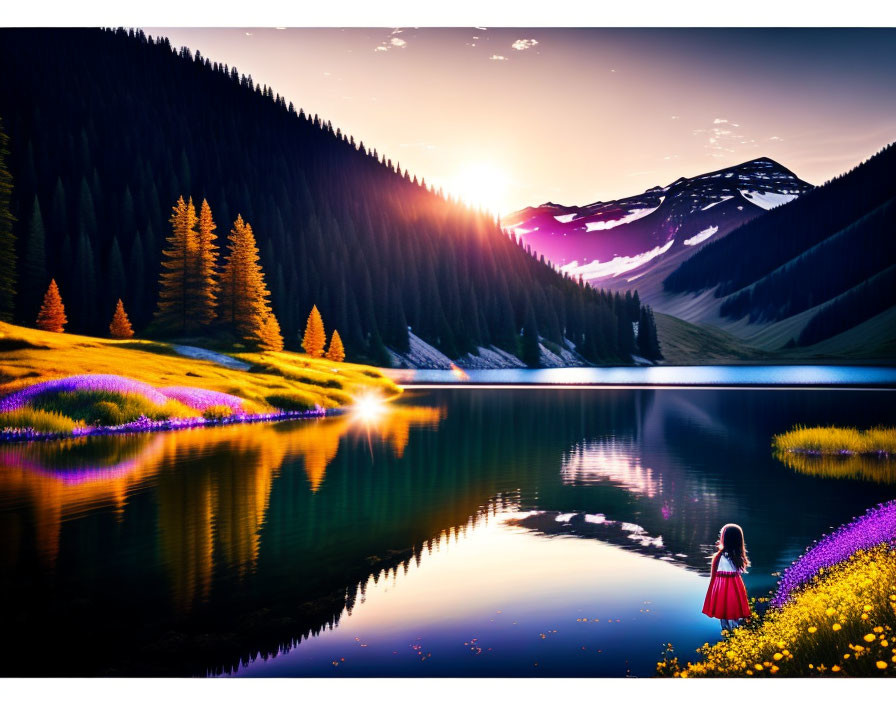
top-left (771, 499), bottom-right (896, 608)
top-left (0, 374), bottom-right (171, 412)
top-left (158, 386), bottom-right (246, 412)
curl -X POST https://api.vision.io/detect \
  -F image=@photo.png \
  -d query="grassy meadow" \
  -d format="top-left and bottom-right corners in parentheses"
top-left (0, 321), bottom-right (400, 434)
top-left (774, 426), bottom-right (896, 455)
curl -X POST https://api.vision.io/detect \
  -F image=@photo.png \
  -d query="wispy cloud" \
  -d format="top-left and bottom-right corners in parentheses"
top-left (375, 35), bottom-right (407, 52)
top-left (512, 38), bottom-right (539, 51)
top-left (490, 54), bottom-right (508, 61)
top-left (694, 118), bottom-right (755, 157)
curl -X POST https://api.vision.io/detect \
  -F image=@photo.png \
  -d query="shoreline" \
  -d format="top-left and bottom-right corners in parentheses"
top-left (397, 382), bottom-right (896, 390)
top-left (0, 406), bottom-right (343, 445)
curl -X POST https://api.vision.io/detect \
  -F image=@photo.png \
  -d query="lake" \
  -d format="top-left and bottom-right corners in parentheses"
top-left (0, 379), bottom-right (894, 676)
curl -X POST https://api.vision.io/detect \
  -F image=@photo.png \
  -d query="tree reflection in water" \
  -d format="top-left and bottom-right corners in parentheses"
top-left (0, 388), bottom-right (893, 676)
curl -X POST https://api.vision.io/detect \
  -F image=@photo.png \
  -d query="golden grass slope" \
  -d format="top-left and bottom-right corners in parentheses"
top-left (0, 321), bottom-right (400, 413)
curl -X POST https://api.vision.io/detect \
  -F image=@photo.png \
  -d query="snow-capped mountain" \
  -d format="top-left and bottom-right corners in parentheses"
top-left (505, 158), bottom-right (813, 295)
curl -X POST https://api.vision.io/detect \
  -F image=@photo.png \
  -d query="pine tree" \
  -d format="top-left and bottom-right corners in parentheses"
top-left (36, 279), bottom-right (67, 333)
top-left (637, 305), bottom-right (662, 360)
top-left (326, 329), bottom-right (345, 362)
top-left (155, 196), bottom-right (198, 334)
top-left (20, 195), bottom-right (47, 322)
top-left (107, 236), bottom-right (126, 305)
top-left (109, 298), bottom-right (134, 339)
top-left (195, 198), bottom-right (219, 326)
top-left (74, 228), bottom-right (96, 332)
top-left (258, 312), bottom-right (284, 352)
top-left (219, 215), bottom-right (273, 346)
top-left (128, 231), bottom-right (146, 326)
top-left (521, 303), bottom-right (540, 368)
top-left (0, 118), bottom-right (16, 322)
top-left (302, 304), bottom-right (326, 357)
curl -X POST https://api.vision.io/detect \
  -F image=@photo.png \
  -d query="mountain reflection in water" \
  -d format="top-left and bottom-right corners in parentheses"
top-left (0, 388), bottom-right (893, 676)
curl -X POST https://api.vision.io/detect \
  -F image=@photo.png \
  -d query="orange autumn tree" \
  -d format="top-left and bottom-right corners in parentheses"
top-left (195, 198), bottom-right (219, 326)
top-left (155, 196), bottom-right (199, 334)
top-left (35, 279), bottom-right (67, 333)
top-left (325, 329), bottom-right (345, 362)
top-left (109, 299), bottom-right (134, 339)
top-left (301, 305), bottom-right (326, 357)
top-left (258, 313), bottom-right (284, 352)
top-left (219, 215), bottom-right (273, 347)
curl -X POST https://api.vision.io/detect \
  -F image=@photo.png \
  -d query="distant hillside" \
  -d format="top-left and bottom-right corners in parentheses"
top-left (504, 157), bottom-right (812, 296)
top-left (0, 28), bottom-right (648, 367)
top-left (663, 143), bottom-right (896, 353)
top-left (653, 313), bottom-right (767, 366)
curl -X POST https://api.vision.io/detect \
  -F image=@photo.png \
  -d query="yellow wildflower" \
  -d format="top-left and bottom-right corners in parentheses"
top-left (773, 653), bottom-right (783, 661)
top-left (876, 661), bottom-right (887, 670)
top-left (832, 623), bottom-right (842, 631)
top-left (825, 607), bottom-right (836, 616)
top-left (864, 634), bottom-right (876, 642)
top-left (808, 626), bottom-right (818, 634)
top-left (831, 665), bottom-right (841, 672)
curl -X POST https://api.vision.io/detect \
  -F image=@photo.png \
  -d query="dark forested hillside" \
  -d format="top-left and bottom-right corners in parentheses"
top-left (664, 143), bottom-right (895, 299)
top-left (0, 28), bottom-right (645, 365)
top-left (662, 142), bottom-right (896, 346)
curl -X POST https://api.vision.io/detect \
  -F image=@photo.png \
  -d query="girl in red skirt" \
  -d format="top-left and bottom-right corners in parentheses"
top-left (702, 523), bottom-right (751, 631)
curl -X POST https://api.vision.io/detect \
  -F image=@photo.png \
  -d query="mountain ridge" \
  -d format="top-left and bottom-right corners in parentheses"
top-left (505, 156), bottom-right (813, 293)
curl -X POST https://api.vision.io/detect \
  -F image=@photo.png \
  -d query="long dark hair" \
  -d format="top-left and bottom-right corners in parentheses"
top-left (716, 523), bottom-right (750, 572)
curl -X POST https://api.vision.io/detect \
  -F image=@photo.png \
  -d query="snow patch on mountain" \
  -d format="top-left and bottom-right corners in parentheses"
top-left (554, 213), bottom-right (577, 223)
top-left (387, 333), bottom-right (589, 370)
top-left (561, 239), bottom-right (674, 279)
top-left (386, 332), bottom-right (454, 369)
top-left (456, 345), bottom-right (526, 369)
top-left (701, 195), bottom-right (734, 211)
top-left (739, 190), bottom-right (799, 210)
top-left (684, 226), bottom-right (719, 246)
top-left (584, 202), bottom-right (663, 231)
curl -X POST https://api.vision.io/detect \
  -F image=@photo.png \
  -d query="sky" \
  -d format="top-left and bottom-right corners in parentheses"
top-left (145, 27), bottom-right (896, 216)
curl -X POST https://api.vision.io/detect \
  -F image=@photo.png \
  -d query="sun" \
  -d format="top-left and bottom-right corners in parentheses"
top-left (450, 162), bottom-right (510, 216)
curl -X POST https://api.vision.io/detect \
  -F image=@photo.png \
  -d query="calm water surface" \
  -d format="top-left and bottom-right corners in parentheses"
top-left (1, 384), bottom-right (894, 676)
top-left (387, 365), bottom-right (896, 386)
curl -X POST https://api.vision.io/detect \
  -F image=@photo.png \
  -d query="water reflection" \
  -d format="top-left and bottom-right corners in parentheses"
top-left (775, 450), bottom-right (896, 484)
top-left (0, 388), bottom-right (893, 677)
top-left (0, 402), bottom-right (444, 608)
top-left (562, 439), bottom-right (662, 497)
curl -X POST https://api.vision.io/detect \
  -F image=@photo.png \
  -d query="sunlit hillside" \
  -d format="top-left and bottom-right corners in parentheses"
top-left (0, 321), bottom-right (399, 414)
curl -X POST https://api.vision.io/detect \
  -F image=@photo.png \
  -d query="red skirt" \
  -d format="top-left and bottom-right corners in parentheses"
top-left (702, 571), bottom-right (750, 620)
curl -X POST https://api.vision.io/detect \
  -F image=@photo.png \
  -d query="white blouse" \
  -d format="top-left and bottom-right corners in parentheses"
top-left (717, 554), bottom-right (739, 573)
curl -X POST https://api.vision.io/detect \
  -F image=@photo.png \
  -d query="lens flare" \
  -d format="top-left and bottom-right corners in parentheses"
top-left (352, 394), bottom-right (387, 423)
